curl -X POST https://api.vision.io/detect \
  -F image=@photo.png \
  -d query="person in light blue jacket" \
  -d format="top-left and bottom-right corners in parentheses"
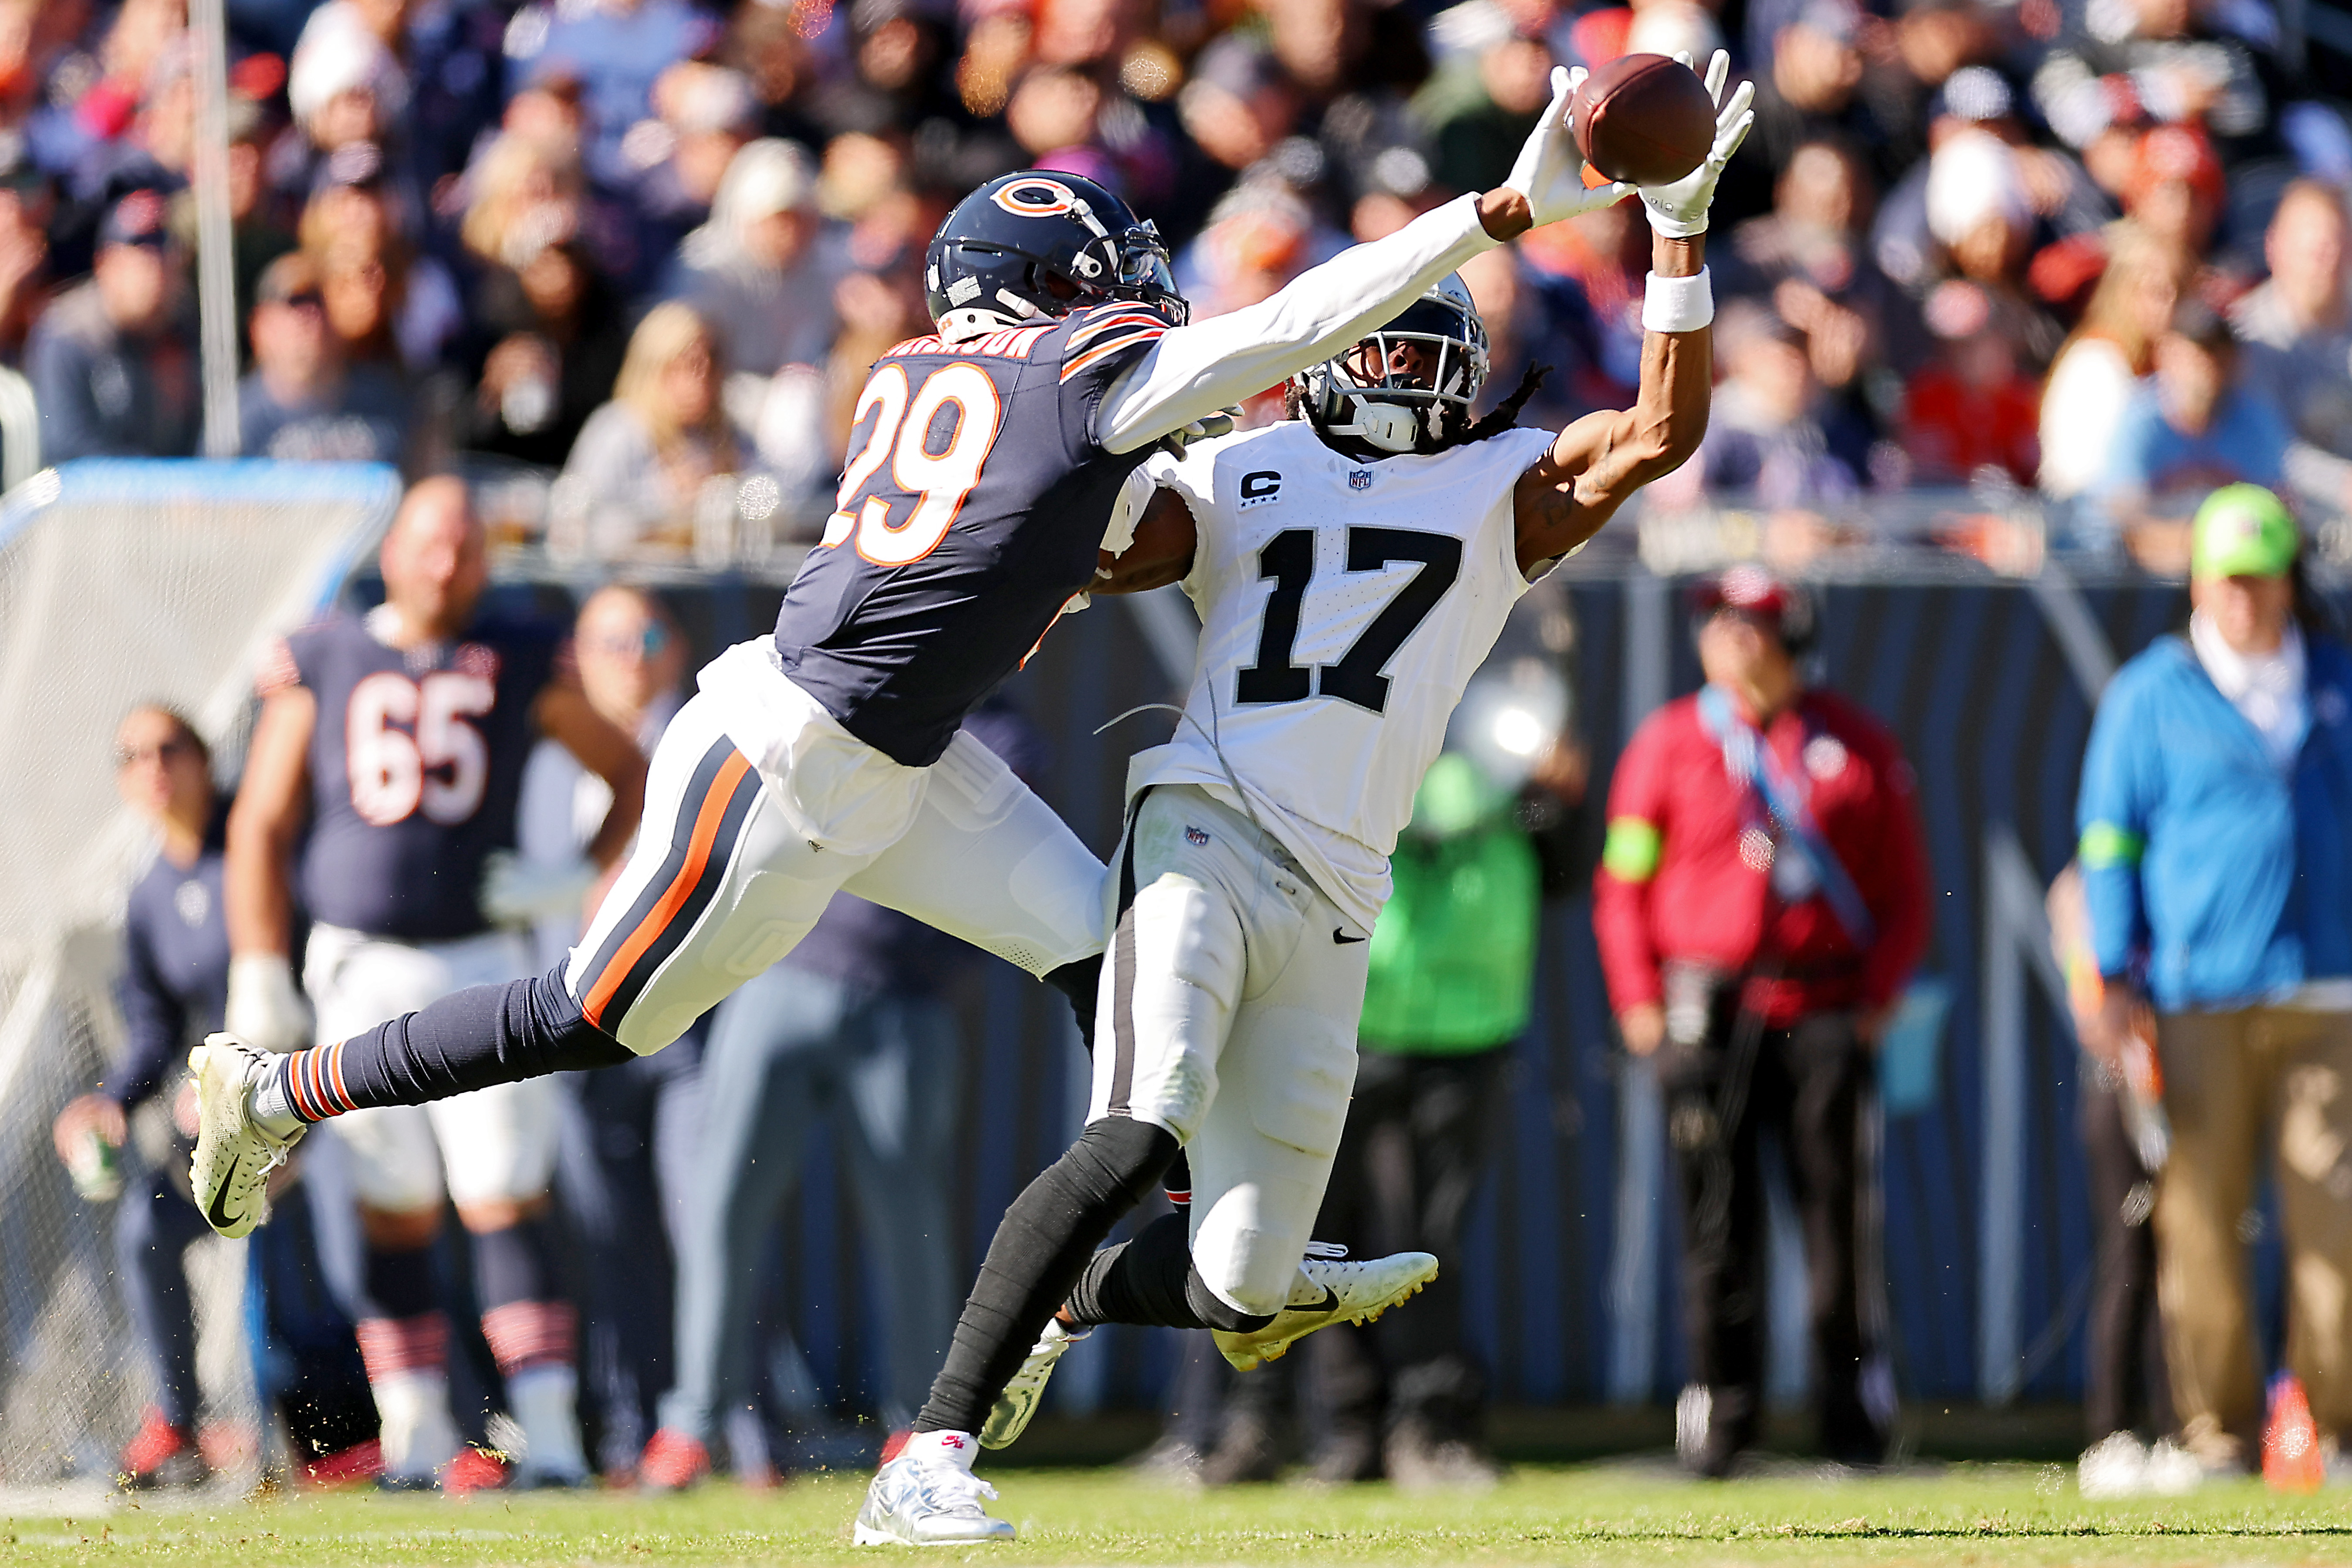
top-left (2076, 483), bottom-right (2352, 1477)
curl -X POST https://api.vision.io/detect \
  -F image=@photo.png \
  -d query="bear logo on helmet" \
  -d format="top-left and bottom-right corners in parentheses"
top-left (991, 179), bottom-right (1079, 217)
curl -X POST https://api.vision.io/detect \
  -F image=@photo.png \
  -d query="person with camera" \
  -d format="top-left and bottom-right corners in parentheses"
top-left (1593, 565), bottom-right (1929, 1477)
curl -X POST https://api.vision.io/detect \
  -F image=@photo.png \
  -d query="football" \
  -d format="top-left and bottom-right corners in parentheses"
top-left (1570, 53), bottom-right (1717, 187)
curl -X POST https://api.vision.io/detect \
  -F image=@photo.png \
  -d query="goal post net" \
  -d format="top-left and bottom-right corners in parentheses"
top-left (0, 460), bottom-right (399, 1487)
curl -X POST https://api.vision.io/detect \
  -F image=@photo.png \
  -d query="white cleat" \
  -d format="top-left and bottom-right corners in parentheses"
top-left (1212, 1245), bottom-right (1440, 1372)
top-left (187, 1034), bottom-right (304, 1239)
top-left (854, 1431), bottom-right (1015, 1546)
top-left (982, 1319), bottom-right (1088, 1450)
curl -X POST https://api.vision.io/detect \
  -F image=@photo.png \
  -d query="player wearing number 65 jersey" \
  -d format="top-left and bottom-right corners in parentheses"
top-left (193, 84), bottom-right (1637, 1526)
top-left (878, 53), bottom-right (1754, 1544)
top-left (222, 477), bottom-right (647, 1490)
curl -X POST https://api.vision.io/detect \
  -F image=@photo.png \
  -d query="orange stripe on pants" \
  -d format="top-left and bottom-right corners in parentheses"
top-left (580, 750), bottom-right (752, 1029)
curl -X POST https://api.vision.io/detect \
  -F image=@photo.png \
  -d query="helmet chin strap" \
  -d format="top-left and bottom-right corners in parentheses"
top-left (1324, 400), bottom-right (1421, 453)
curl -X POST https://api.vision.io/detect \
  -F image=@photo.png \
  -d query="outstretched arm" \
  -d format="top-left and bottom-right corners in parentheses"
top-left (1512, 49), bottom-right (1753, 576)
top-left (1096, 68), bottom-right (1633, 455)
top-left (1513, 232), bottom-right (1711, 574)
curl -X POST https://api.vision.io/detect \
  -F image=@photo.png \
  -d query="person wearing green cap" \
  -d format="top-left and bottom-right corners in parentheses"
top-left (2076, 482), bottom-right (2352, 1479)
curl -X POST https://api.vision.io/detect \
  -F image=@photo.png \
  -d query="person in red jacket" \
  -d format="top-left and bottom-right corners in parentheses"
top-left (1595, 564), bottom-right (1930, 1477)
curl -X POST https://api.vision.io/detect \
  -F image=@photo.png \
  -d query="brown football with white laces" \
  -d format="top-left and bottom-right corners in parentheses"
top-left (1570, 53), bottom-right (1716, 186)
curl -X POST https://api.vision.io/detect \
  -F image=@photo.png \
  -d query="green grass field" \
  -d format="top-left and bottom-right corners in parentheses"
top-left (8, 1465), bottom-right (2352, 1566)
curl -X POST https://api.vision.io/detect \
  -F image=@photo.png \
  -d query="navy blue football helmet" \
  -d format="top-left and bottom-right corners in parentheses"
top-left (924, 171), bottom-right (1186, 342)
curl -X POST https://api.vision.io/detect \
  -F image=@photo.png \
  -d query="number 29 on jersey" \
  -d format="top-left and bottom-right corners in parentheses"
top-left (824, 363), bottom-right (1004, 565)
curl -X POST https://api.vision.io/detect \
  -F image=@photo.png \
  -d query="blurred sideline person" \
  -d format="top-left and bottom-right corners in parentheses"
top-left (635, 694), bottom-right (1047, 1492)
top-left (237, 251), bottom-right (411, 467)
top-left (223, 478), bottom-right (646, 1491)
top-left (513, 584), bottom-right (706, 1480)
top-left (2048, 865), bottom-right (2187, 1499)
top-left (51, 709), bottom-right (229, 1487)
top-left (26, 188), bottom-right (199, 462)
top-left (52, 708), bottom-right (375, 1487)
top-left (2077, 485), bottom-right (2352, 1477)
top-left (1595, 567), bottom-right (1930, 1477)
top-left (2230, 182), bottom-right (2352, 520)
top-left (560, 304), bottom-right (757, 554)
top-left (2091, 302), bottom-right (2292, 566)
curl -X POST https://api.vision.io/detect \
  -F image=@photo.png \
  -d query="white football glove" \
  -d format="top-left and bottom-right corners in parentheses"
top-left (226, 953), bottom-right (313, 1054)
top-left (1638, 50), bottom-right (1757, 240)
top-left (1503, 66), bottom-right (1635, 229)
top-left (1158, 406), bottom-right (1240, 458)
top-left (480, 850), bottom-right (599, 927)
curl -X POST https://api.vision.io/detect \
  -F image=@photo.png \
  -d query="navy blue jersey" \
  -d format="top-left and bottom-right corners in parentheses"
top-left (264, 609), bottom-right (568, 942)
top-left (774, 301), bottom-right (1174, 766)
top-left (107, 809), bottom-right (231, 1111)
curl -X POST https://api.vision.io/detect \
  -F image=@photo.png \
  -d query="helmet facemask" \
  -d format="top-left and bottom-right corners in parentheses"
top-left (1295, 281), bottom-right (1490, 456)
top-left (1098, 216), bottom-right (1186, 322)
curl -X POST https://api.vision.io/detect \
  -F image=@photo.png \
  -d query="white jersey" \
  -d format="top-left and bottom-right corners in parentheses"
top-left (1131, 420), bottom-right (1555, 929)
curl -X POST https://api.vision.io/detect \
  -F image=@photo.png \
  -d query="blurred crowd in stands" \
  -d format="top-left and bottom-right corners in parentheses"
top-left (1, 0), bottom-right (2348, 565)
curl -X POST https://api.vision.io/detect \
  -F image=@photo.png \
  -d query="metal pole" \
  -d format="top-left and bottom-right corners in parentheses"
top-left (189, 0), bottom-right (240, 458)
top-left (1605, 567), bottom-right (1673, 1405)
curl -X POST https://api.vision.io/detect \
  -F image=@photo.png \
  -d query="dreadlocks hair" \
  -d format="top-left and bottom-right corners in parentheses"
top-left (1445, 361), bottom-right (1551, 449)
top-left (1285, 362), bottom-right (1554, 450)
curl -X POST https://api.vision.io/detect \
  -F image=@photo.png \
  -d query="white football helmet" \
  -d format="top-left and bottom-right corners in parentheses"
top-left (1291, 272), bottom-right (1490, 456)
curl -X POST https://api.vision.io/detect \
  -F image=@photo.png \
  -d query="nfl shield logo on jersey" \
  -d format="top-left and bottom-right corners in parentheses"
top-left (1184, 824), bottom-right (1211, 846)
top-left (1349, 469), bottom-right (1374, 491)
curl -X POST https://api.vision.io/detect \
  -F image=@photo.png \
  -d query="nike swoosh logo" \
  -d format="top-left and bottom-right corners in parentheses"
top-left (1333, 929), bottom-right (1365, 944)
top-left (1289, 1287), bottom-right (1340, 1317)
top-left (203, 1175), bottom-right (243, 1233)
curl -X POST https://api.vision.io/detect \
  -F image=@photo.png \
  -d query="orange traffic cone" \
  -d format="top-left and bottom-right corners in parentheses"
top-left (2264, 1372), bottom-right (2324, 1492)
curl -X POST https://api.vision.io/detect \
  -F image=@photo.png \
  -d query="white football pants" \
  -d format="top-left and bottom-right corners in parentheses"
top-left (1090, 784), bottom-right (1371, 1318)
top-left (564, 639), bottom-right (1108, 1055)
top-left (305, 923), bottom-right (554, 1212)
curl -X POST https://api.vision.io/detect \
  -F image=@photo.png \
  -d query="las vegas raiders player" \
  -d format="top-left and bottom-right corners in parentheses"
top-left (852, 55), bottom-right (1752, 1544)
top-left (222, 477), bottom-right (646, 1490)
top-left (190, 85), bottom-right (1627, 1500)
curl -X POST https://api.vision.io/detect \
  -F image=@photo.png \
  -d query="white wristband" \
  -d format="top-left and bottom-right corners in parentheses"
top-left (1642, 267), bottom-right (1714, 334)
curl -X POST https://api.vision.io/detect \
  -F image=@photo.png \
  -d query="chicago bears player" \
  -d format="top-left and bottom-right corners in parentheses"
top-left (191, 73), bottom-right (1624, 1505)
top-left (221, 476), bottom-right (647, 1490)
top-left (855, 54), bottom-right (1752, 1543)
